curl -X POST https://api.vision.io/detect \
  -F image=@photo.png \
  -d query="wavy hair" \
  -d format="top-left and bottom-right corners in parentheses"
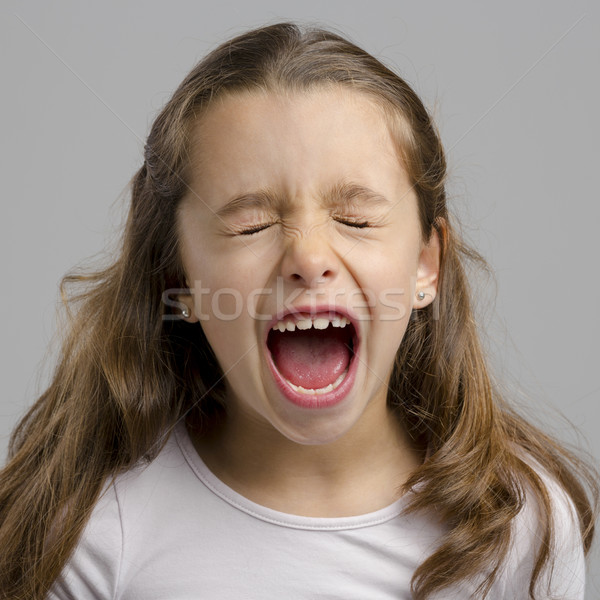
top-left (0, 22), bottom-right (597, 599)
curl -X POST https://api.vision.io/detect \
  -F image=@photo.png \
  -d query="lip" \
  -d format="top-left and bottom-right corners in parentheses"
top-left (263, 305), bottom-right (361, 409)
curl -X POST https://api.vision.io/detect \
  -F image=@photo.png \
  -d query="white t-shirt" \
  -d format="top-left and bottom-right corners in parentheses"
top-left (48, 421), bottom-right (585, 599)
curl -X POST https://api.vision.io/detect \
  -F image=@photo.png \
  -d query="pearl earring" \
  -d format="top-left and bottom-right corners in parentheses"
top-left (417, 291), bottom-right (425, 300)
top-left (182, 307), bottom-right (190, 318)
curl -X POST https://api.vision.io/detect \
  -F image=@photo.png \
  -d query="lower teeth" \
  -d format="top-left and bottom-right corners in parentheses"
top-left (287, 369), bottom-right (348, 395)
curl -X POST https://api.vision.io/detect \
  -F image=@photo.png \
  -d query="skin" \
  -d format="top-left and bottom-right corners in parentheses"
top-left (177, 88), bottom-right (441, 517)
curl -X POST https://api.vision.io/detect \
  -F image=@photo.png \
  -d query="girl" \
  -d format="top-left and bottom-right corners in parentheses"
top-left (1, 22), bottom-right (597, 600)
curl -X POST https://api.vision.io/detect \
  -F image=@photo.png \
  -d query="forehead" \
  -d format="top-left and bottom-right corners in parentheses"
top-left (184, 87), bottom-right (411, 204)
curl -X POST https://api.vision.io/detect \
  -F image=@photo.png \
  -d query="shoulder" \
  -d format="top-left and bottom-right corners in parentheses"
top-left (500, 456), bottom-right (585, 599)
top-left (47, 481), bottom-right (123, 599)
top-left (48, 425), bottom-right (191, 600)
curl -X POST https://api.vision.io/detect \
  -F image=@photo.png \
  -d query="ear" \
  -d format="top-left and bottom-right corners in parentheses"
top-left (414, 218), bottom-right (444, 309)
top-left (177, 286), bottom-right (200, 323)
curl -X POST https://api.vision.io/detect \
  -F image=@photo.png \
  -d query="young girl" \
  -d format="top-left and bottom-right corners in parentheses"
top-left (1, 22), bottom-right (597, 600)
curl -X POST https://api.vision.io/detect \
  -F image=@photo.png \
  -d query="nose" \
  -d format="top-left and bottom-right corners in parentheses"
top-left (279, 227), bottom-right (339, 288)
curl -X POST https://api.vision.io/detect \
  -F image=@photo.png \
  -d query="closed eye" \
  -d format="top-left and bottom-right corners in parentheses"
top-left (237, 222), bottom-right (276, 235)
top-left (237, 218), bottom-right (372, 234)
top-left (335, 218), bottom-right (371, 229)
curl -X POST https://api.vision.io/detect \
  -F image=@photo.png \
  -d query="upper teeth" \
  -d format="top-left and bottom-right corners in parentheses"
top-left (271, 315), bottom-right (350, 333)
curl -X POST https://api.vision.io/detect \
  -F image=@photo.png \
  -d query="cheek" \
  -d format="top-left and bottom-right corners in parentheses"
top-left (188, 262), bottom-right (262, 362)
top-left (377, 287), bottom-right (413, 323)
top-left (354, 246), bottom-right (420, 322)
top-left (203, 289), bottom-right (246, 322)
top-left (197, 302), bottom-right (254, 376)
top-left (184, 251), bottom-right (250, 319)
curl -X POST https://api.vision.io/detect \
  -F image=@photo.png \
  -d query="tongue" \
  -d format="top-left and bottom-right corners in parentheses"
top-left (269, 326), bottom-right (352, 389)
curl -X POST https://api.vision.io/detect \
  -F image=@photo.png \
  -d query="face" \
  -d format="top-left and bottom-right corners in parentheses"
top-left (177, 88), bottom-right (439, 445)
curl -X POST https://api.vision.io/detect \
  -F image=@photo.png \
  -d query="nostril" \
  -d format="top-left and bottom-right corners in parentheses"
top-left (283, 259), bottom-right (337, 286)
top-left (290, 271), bottom-right (330, 284)
top-left (318, 269), bottom-right (334, 281)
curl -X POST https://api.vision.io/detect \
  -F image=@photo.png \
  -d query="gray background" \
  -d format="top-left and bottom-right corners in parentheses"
top-left (2, 0), bottom-right (598, 595)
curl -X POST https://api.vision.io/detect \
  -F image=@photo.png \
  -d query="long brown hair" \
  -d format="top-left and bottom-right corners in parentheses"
top-left (0, 22), bottom-right (597, 599)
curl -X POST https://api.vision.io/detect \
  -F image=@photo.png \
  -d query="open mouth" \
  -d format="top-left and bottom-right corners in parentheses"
top-left (265, 310), bottom-right (359, 408)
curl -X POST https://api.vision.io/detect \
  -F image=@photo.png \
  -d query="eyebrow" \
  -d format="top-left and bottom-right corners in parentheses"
top-left (323, 182), bottom-right (390, 210)
top-left (215, 189), bottom-right (285, 218)
top-left (215, 182), bottom-right (390, 218)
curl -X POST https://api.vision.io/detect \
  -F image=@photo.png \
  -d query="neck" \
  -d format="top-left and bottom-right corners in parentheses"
top-left (189, 397), bottom-right (422, 518)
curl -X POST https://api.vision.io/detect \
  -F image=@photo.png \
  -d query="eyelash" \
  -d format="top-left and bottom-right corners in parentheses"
top-left (237, 222), bottom-right (277, 235)
top-left (334, 218), bottom-right (371, 229)
top-left (236, 218), bottom-right (371, 235)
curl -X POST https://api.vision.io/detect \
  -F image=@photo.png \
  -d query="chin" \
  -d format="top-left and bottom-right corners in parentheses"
top-left (267, 399), bottom-right (366, 447)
